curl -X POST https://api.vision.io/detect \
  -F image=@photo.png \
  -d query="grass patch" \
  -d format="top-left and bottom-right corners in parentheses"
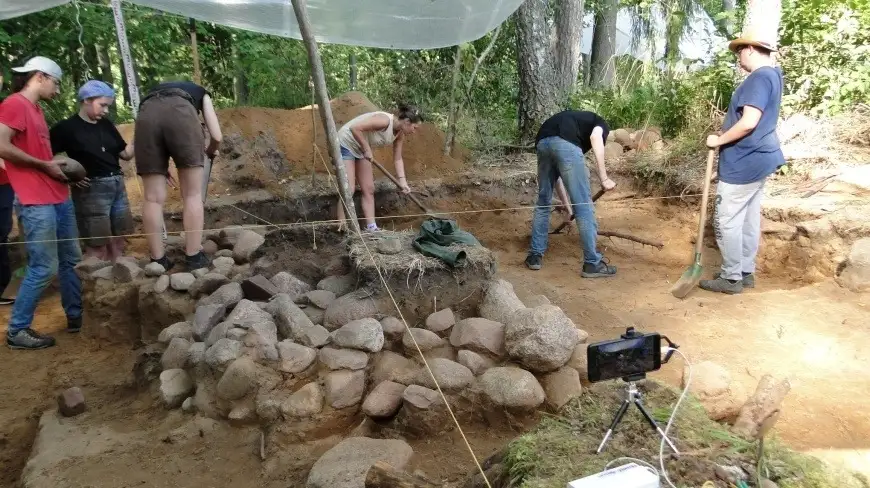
top-left (501, 381), bottom-right (867, 488)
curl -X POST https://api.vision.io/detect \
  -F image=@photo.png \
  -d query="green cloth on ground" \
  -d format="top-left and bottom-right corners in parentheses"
top-left (412, 219), bottom-right (481, 268)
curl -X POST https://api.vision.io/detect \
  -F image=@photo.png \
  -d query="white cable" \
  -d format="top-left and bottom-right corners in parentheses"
top-left (72, 0), bottom-right (92, 78)
top-left (660, 347), bottom-right (691, 488)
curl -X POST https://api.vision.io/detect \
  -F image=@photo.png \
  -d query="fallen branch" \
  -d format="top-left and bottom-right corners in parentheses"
top-left (598, 230), bottom-right (664, 249)
top-left (365, 461), bottom-right (440, 488)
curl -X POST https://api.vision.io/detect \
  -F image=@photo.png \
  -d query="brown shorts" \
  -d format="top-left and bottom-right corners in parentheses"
top-left (134, 95), bottom-right (205, 174)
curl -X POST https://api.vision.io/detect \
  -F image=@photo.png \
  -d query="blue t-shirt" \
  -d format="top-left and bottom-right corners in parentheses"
top-left (719, 66), bottom-right (786, 185)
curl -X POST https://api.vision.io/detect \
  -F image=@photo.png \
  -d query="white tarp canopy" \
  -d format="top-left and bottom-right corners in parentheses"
top-left (1, 0), bottom-right (526, 50)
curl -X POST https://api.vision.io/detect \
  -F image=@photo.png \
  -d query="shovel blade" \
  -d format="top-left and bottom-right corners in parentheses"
top-left (670, 263), bottom-right (703, 299)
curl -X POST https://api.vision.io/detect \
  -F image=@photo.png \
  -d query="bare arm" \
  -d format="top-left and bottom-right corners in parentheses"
top-left (708, 105), bottom-right (762, 148)
top-left (392, 132), bottom-right (410, 192)
top-left (119, 143), bottom-right (134, 161)
top-left (202, 95), bottom-right (222, 157)
top-left (0, 123), bottom-right (50, 169)
top-left (590, 126), bottom-right (615, 190)
top-left (350, 113), bottom-right (391, 159)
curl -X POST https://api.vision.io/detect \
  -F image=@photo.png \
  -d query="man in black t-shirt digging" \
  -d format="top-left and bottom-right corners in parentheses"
top-left (51, 80), bottom-right (136, 262)
top-left (525, 110), bottom-right (618, 278)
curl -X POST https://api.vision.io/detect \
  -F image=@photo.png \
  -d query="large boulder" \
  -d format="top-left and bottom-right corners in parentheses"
top-left (232, 230), bottom-right (265, 263)
top-left (323, 291), bottom-right (382, 331)
top-left (479, 279), bottom-right (525, 325)
top-left (216, 356), bottom-right (280, 401)
top-left (504, 305), bottom-right (578, 373)
top-left (318, 347), bottom-right (369, 370)
top-left (267, 293), bottom-right (330, 347)
top-left (837, 238), bottom-right (870, 292)
top-left (425, 308), bottom-right (456, 333)
top-left (457, 350), bottom-right (495, 376)
top-left (192, 304), bottom-right (226, 341)
top-left (306, 290), bottom-right (337, 309)
top-left (226, 299), bottom-right (273, 327)
top-left (277, 340), bottom-right (317, 373)
top-left (331, 318), bottom-right (384, 352)
top-left (402, 328), bottom-right (445, 353)
top-left (306, 437), bottom-right (413, 488)
top-left (684, 361), bottom-right (747, 422)
top-left (361, 381), bottom-right (406, 418)
top-left (241, 275), bottom-right (280, 301)
top-left (188, 273), bottom-right (230, 298)
top-left (161, 337), bottom-right (191, 370)
top-left (371, 351), bottom-right (418, 385)
top-left (197, 282), bottom-right (244, 309)
top-left (271, 272), bottom-right (312, 301)
top-left (480, 367), bottom-right (545, 409)
top-left (158, 321), bottom-right (193, 344)
top-left (324, 370), bottom-right (366, 409)
top-left (396, 385), bottom-right (452, 438)
top-left (205, 338), bottom-right (242, 369)
top-left (449, 318), bottom-right (505, 357)
top-left (317, 274), bottom-right (357, 297)
top-left (542, 366), bottom-right (582, 410)
top-left (414, 358), bottom-right (473, 391)
top-left (160, 369), bottom-right (194, 408)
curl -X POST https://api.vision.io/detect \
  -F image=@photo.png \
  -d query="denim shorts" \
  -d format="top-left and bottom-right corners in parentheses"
top-left (71, 174), bottom-right (134, 247)
top-left (340, 145), bottom-right (355, 160)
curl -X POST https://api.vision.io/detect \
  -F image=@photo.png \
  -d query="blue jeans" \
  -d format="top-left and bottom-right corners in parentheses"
top-left (529, 136), bottom-right (603, 265)
top-left (8, 198), bottom-right (82, 334)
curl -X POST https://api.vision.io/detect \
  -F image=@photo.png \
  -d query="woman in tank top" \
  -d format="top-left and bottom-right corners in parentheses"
top-left (335, 103), bottom-right (423, 231)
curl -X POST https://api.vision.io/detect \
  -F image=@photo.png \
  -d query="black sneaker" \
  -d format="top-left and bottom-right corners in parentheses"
top-left (714, 271), bottom-right (755, 288)
top-left (699, 276), bottom-right (744, 294)
top-left (525, 254), bottom-right (542, 270)
top-left (7, 328), bottom-right (56, 350)
top-left (581, 258), bottom-right (617, 278)
top-left (185, 250), bottom-right (210, 271)
top-left (0, 297), bottom-right (14, 306)
top-left (151, 255), bottom-right (174, 271)
top-left (67, 316), bottom-right (83, 333)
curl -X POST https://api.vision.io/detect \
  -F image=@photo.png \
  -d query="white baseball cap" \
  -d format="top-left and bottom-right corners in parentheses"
top-left (12, 56), bottom-right (63, 80)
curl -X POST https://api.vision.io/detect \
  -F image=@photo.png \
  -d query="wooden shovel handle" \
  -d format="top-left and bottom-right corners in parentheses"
top-left (368, 158), bottom-right (432, 214)
top-left (694, 150), bottom-right (716, 256)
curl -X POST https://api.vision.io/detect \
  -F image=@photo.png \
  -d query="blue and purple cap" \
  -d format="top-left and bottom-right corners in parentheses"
top-left (77, 80), bottom-right (116, 101)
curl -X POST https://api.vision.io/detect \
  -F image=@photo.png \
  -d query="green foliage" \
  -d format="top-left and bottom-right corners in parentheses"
top-left (779, 0), bottom-right (870, 114)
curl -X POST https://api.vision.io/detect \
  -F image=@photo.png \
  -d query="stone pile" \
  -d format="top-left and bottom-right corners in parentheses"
top-left (149, 274), bottom-right (589, 438)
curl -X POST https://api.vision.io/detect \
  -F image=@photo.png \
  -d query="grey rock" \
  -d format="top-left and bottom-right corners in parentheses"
top-left (402, 328), bottom-right (445, 353)
top-left (303, 305), bottom-right (325, 325)
top-left (380, 316), bottom-right (405, 337)
top-left (188, 342), bottom-right (206, 367)
top-left (362, 381), bottom-right (406, 418)
top-left (192, 304), bottom-right (226, 340)
top-left (219, 225), bottom-right (246, 246)
top-left (271, 272), bottom-right (312, 301)
top-left (181, 397), bottom-right (195, 413)
top-left (457, 350), bottom-right (495, 376)
top-left (198, 282), bottom-right (244, 309)
top-left (160, 369), bottom-right (194, 408)
top-left (449, 318), bottom-right (505, 357)
top-left (542, 366), bottom-right (582, 410)
top-left (306, 437), bottom-right (413, 488)
top-left (331, 318), bottom-right (384, 352)
top-left (567, 343), bottom-right (589, 382)
top-left (479, 279), bottom-right (525, 325)
top-left (267, 293), bottom-right (330, 347)
top-left (144, 262), bottom-right (166, 277)
top-left (217, 356), bottom-right (258, 400)
top-left (306, 290), bottom-right (336, 309)
top-left (524, 294), bottom-right (551, 308)
top-left (283, 382), bottom-right (324, 417)
top-left (228, 402), bottom-right (256, 424)
top-left (317, 274), bottom-right (356, 297)
top-left (113, 260), bottom-right (142, 283)
top-left (215, 249), bottom-right (234, 258)
top-left (277, 340), bottom-right (317, 373)
top-left (226, 299), bottom-right (273, 327)
top-left (838, 237), bottom-right (870, 292)
top-left (232, 230), bottom-right (266, 263)
top-left (323, 291), bottom-right (381, 331)
top-left (57, 386), bottom-right (86, 417)
top-left (227, 327), bottom-right (247, 341)
top-left (376, 237), bottom-right (403, 255)
top-left (504, 305), bottom-right (579, 373)
top-left (90, 266), bottom-right (115, 281)
top-left (319, 347), bottom-right (369, 370)
top-left (154, 274), bottom-right (170, 293)
top-left (76, 256), bottom-right (111, 274)
top-left (480, 367), bottom-right (545, 409)
top-left (202, 239), bottom-right (219, 255)
top-left (325, 370), bottom-right (366, 409)
top-left (242, 275), bottom-right (279, 301)
top-left (414, 358), bottom-right (473, 391)
top-left (213, 256), bottom-right (236, 274)
top-left (192, 268), bottom-right (209, 279)
top-left (161, 337), bottom-right (191, 370)
top-left (425, 308), bottom-right (455, 333)
top-left (371, 351), bottom-right (418, 386)
top-left (205, 338), bottom-right (242, 369)
top-left (189, 273), bottom-right (230, 297)
top-left (397, 385), bottom-right (451, 437)
top-left (170, 272), bottom-right (196, 291)
top-left (206, 321), bottom-right (234, 347)
top-left (242, 321), bottom-right (280, 363)
top-left (158, 321), bottom-right (193, 344)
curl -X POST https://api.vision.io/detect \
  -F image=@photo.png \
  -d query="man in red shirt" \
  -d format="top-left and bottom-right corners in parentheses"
top-left (0, 56), bottom-right (83, 350)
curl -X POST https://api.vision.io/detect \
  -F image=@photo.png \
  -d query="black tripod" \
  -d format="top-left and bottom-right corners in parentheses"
top-left (596, 374), bottom-right (680, 454)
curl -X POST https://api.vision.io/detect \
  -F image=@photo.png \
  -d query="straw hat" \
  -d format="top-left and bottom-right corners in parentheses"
top-left (728, 26), bottom-right (778, 53)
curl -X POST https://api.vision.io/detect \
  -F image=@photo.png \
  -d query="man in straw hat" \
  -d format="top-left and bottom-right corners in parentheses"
top-left (700, 28), bottom-right (785, 294)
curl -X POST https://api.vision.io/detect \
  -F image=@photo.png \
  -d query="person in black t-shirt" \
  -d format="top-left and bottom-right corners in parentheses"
top-left (51, 80), bottom-right (136, 262)
top-left (525, 110), bottom-right (618, 278)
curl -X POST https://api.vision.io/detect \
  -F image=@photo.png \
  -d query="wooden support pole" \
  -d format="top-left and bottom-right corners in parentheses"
top-left (364, 462), bottom-right (440, 488)
top-left (189, 18), bottom-right (202, 85)
top-left (290, 0), bottom-right (361, 234)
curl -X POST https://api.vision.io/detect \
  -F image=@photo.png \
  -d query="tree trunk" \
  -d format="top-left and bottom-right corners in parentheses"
top-left (189, 18), bottom-right (202, 85)
top-left (515, 0), bottom-right (558, 142)
top-left (589, 0), bottom-right (618, 87)
top-left (349, 53), bottom-right (357, 91)
top-left (232, 35), bottom-right (248, 105)
top-left (290, 0), bottom-right (360, 233)
top-left (554, 0), bottom-right (585, 96)
top-left (444, 45), bottom-right (462, 156)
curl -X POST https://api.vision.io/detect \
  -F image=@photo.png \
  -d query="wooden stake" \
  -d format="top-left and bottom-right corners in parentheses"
top-left (290, 0), bottom-right (361, 234)
top-left (189, 18), bottom-right (202, 85)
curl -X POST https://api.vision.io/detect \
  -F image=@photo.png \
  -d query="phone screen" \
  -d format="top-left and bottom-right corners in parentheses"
top-left (587, 333), bottom-right (661, 382)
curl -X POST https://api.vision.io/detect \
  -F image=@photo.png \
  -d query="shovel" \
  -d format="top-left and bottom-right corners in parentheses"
top-left (368, 158), bottom-right (438, 218)
top-left (549, 188), bottom-right (606, 235)
top-left (670, 149), bottom-right (716, 299)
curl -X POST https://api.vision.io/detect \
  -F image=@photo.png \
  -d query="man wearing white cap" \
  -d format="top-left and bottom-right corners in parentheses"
top-left (51, 80), bottom-right (136, 263)
top-left (0, 56), bottom-right (83, 350)
top-left (701, 29), bottom-right (785, 294)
